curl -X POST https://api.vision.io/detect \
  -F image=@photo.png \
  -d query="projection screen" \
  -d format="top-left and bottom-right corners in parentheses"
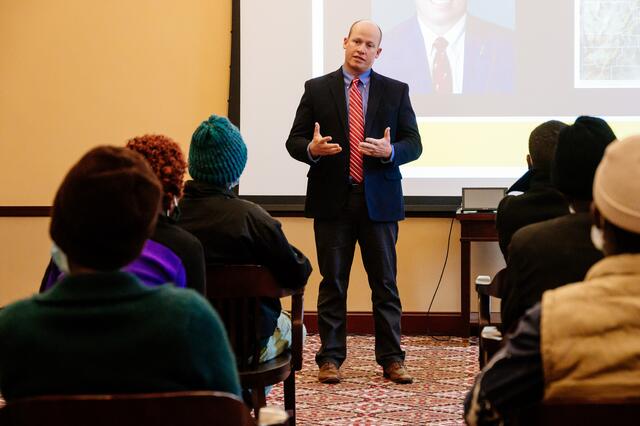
top-left (239, 0), bottom-right (640, 199)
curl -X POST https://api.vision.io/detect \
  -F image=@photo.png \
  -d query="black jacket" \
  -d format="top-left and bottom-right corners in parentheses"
top-left (153, 214), bottom-right (206, 294)
top-left (496, 170), bottom-right (569, 259)
top-left (501, 212), bottom-right (603, 333)
top-left (178, 181), bottom-right (312, 340)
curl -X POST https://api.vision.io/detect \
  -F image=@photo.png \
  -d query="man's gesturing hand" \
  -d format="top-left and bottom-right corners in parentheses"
top-left (309, 122), bottom-right (342, 158)
top-left (360, 127), bottom-right (392, 159)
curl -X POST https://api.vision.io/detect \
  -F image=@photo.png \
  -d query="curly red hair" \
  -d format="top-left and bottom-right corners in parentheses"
top-left (125, 134), bottom-right (187, 210)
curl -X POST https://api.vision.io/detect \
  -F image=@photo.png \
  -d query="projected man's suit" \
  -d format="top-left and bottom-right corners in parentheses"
top-left (375, 9), bottom-right (515, 94)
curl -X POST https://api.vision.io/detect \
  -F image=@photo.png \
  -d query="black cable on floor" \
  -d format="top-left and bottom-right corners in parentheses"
top-left (425, 215), bottom-right (455, 341)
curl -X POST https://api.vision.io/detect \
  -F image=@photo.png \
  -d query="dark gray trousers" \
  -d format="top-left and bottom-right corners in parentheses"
top-left (314, 188), bottom-right (405, 368)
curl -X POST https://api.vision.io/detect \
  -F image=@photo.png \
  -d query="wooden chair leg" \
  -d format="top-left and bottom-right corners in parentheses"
top-left (252, 386), bottom-right (267, 421)
top-left (284, 372), bottom-right (296, 426)
top-left (479, 334), bottom-right (488, 368)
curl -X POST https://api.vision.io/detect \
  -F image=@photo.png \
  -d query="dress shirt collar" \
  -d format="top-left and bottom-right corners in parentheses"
top-left (342, 67), bottom-right (372, 88)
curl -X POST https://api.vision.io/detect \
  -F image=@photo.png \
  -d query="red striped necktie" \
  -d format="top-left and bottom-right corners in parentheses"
top-left (348, 78), bottom-right (365, 183)
top-left (432, 37), bottom-right (452, 93)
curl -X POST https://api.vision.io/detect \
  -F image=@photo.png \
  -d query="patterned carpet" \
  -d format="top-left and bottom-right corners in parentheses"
top-left (267, 334), bottom-right (479, 425)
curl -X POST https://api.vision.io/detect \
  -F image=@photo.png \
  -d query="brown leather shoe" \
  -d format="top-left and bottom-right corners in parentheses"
top-left (383, 361), bottom-right (413, 384)
top-left (318, 361), bottom-right (341, 384)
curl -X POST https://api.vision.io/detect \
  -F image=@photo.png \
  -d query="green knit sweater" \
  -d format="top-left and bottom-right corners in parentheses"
top-left (0, 271), bottom-right (241, 400)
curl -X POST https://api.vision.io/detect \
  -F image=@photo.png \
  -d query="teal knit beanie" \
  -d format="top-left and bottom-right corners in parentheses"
top-left (188, 115), bottom-right (248, 186)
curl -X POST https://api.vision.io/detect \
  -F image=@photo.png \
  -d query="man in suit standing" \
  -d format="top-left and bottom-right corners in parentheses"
top-left (286, 20), bottom-right (422, 384)
top-left (374, 0), bottom-right (515, 94)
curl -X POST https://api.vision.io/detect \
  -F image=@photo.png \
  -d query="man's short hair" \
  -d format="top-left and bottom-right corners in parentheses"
top-left (528, 120), bottom-right (567, 173)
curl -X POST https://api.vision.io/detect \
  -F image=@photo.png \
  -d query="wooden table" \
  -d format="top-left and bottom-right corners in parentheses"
top-left (455, 211), bottom-right (498, 337)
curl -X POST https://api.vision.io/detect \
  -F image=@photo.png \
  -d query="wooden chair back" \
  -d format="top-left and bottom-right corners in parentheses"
top-left (0, 391), bottom-right (255, 426)
top-left (475, 268), bottom-right (506, 368)
top-left (207, 265), bottom-right (292, 370)
top-left (205, 264), bottom-right (304, 425)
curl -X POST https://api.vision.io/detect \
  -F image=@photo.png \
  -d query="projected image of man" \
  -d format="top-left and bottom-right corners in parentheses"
top-left (375, 0), bottom-right (515, 94)
top-left (286, 20), bottom-right (422, 385)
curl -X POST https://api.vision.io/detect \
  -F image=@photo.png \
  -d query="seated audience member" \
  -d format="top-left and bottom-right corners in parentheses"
top-left (0, 146), bottom-right (240, 401)
top-left (496, 120), bottom-right (570, 259)
top-left (500, 116), bottom-right (615, 332)
top-left (179, 115), bottom-right (312, 363)
top-left (464, 136), bottom-right (640, 425)
top-left (40, 135), bottom-right (206, 294)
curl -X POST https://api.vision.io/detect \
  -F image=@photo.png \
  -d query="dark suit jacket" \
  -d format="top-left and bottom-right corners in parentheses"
top-left (374, 15), bottom-right (515, 94)
top-left (286, 68), bottom-right (422, 222)
top-left (501, 212), bottom-right (603, 333)
top-left (496, 170), bottom-right (569, 259)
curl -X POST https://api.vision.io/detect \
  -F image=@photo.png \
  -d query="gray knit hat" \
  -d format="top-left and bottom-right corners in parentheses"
top-left (188, 115), bottom-right (247, 186)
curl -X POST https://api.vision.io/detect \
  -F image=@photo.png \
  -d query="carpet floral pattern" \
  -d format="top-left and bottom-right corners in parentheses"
top-left (267, 334), bottom-right (479, 425)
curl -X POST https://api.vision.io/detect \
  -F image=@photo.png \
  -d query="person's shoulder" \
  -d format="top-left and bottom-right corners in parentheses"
top-left (500, 187), bottom-right (563, 211)
top-left (157, 285), bottom-right (213, 313)
top-left (0, 297), bottom-right (39, 330)
top-left (306, 69), bottom-right (341, 87)
top-left (238, 198), bottom-right (281, 226)
top-left (466, 15), bottom-right (515, 43)
top-left (543, 212), bottom-right (588, 228)
top-left (371, 70), bottom-right (409, 89)
top-left (497, 193), bottom-right (518, 213)
top-left (523, 187), bottom-right (568, 210)
top-left (512, 218), bottom-right (556, 245)
top-left (154, 217), bottom-right (203, 248)
top-left (155, 286), bottom-right (227, 332)
top-left (510, 214), bottom-right (571, 253)
top-left (233, 196), bottom-right (267, 215)
top-left (208, 195), bottom-right (279, 230)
